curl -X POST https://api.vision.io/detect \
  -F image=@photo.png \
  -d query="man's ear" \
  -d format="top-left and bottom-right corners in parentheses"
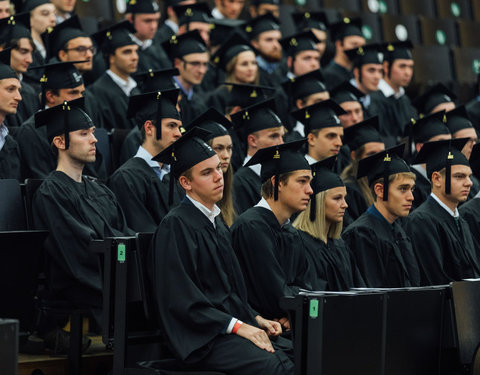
top-left (179, 175), bottom-right (192, 191)
top-left (53, 135), bottom-right (66, 150)
top-left (373, 182), bottom-right (384, 201)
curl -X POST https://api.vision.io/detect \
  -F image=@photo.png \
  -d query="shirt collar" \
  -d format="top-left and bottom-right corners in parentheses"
top-left (211, 7), bottom-right (225, 19)
top-left (164, 19), bottom-right (179, 34)
top-left (106, 69), bottom-right (137, 96)
top-left (430, 192), bottom-right (459, 218)
top-left (173, 76), bottom-right (193, 100)
top-left (292, 121), bottom-right (305, 137)
top-left (411, 164), bottom-right (428, 180)
top-left (33, 38), bottom-right (46, 59)
top-left (0, 122), bottom-right (8, 151)
top-left (186, 195), bottom-right (221, 227)
top-left (256, 55), bottom-right (279, 74)
top-left (367, 204), bottom-right (391, 225)
top-left (378, 79), bottom-right (405, 99)
top-left (304, 154), bottom-right (318, 165)
top-left (475, 191), bottom-right (480, 199)
top-left (243, 154), bottom-right (261, 176)
top-left (255, 197), bottom-right (290, 226)
top-left (135, 145), bottom-right (160, 168)
top-left (130, 34), bottom-right (153, 50)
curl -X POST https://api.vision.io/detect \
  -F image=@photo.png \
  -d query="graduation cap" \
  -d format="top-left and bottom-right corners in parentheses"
top-left (445, 105), bottom-right (473, 134)
top-left (245, 139), bottom-right (311, 200)
top-left (35, 97), bottom-right (94, 149)
top-left (243, 13), bottom-right (280, 40)
top-left (161, 29), bottom-right (207, 59)
top-left (0, 48), bottom-right (18, 80)
top-left (281, 69), bottom-right (326, 101)
top-left (408, 110), bottom-right (450, 144)
top-left (330, 17), bottom-right (363, 41)
top-left (22, 0), bottom-right (50, 12)
top-left (126, 0), bottom-right (160, 14)
top-left (29, 60), bottom-right (85, 91)
top-left (223, 82), bottom-right (275, 108)
top-left (383, 41), bottom-right (413, 62)
top-left (185, 107), bottom-right (232, 142)
top-left (91, 21), bottom-right (137, 56)
top-left (279, 30), bottom-right (319, 58)
top-left (211, 31), bottom-right (254, 71)
top-left (0, 13), bottom-right (31, 48)
top-left (250, 0), bottom-right (279, 5)
top-left (291, 11), bottom-right (328, 32)
top-left (41, 15), bottom-right (87, 60)
top-left (291, 99), bottom-right (346, 135)
top-left (343, 116), bottom-right (383, 151)
top-left (330, 81), bottom-right (365, 104)
top-left (133, 68), bottom-right (180, 93)
top-left (344, 43), bottom-right (383, 66)
top-left (412, 138), bottom-right (470, 194)
top-left (153, 127), bottom-right (216, 204)
top-left (230, 98), bottom-right (283, 140)
top-left (469, 143), bottom-right (480, 177)
top-left (127, 89), bottom-right (181, 139)
top-left (209, 19), bottom-right (244, 47)
top-left (173, 2), bottom-right (211, 27)
top-left (357, 144), bottom-right (410, 201)
top-left (412, 83), bottom-right (457, 115)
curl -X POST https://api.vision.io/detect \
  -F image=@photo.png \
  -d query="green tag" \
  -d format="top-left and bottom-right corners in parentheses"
top-left (435, 30), bottom-right (446, 45)
top-left (378, 0), bottom-right (387, 14)
top-left (362, 25), bottom-right (373, 41)
top-left (473, 60), bottom-right (480, 75)
top-left (117, 243), bottom-right (126, 263)
top-left (309, 299), bottom-right (319, 319)
top-left (450, 2), bottom-right (461, 17)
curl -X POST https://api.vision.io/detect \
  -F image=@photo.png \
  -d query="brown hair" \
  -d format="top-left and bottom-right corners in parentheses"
top-left (261, 172), bottom-right (292, 199)
top-left (370, 172), bottom-right (416, 201)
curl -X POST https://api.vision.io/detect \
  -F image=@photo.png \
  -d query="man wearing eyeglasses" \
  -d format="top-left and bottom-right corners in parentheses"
top-left (162, 30), bottom-right (208, 124)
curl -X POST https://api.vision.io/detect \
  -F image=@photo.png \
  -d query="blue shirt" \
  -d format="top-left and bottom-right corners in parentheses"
top-left (366, 204), bottom-right (390, 226)
top-left (174, 76), bottom-right (194, 100)
top-left (0, 122), bottom-right (8, 151)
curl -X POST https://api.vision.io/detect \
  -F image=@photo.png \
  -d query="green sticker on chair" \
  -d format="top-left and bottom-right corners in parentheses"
top-left (378, 0), bottom-right (387, 14)
top-left (435, 30), bottom-right (446, 45)
top-left (309, 299), bottom-right (319, 318)
top-left (362, 25), bottom-right (373, 41)
top-left (450, 2), bottom-right (461, 17)
top-left (118, 243), bottom-right (126, 263)
top-left (473, 60), bottom-right (480, 75)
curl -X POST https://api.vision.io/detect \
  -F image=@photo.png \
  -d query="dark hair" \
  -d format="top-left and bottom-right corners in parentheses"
top-left (261, 171), bottom-right (292, 199)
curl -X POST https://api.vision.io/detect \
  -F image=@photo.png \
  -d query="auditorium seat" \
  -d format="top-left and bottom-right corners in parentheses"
top-left (381, 14), bottom-right (421, 45)
top-left (343, 11), bottom-right (383, 43)
top-left (110, 128), bottom-right (131, 172)
top-left (436, 0), bottom-right (472, 19)
top-left (475, 0), bottom-right (480, 22)
top-left (457, 19), bottom-right (480, 47)
top-left (452, 46), bottom-right (480, 102)
top-left (412, 45), bottom-right (454, 85)
top-left (361, 0), bottom-right (398, 15)
top-left (94, 127), bottom-right (112, 175)
top-left (420, 16), bottom-right (458, 46)
top-left (398, 0), bottom-right (436, 18)
top-left (75, 0), bottom-right (115, 23)
top-left (322, 0), bottom-right (362, 13)
top-left (0, 179), bottom-right (26, 231)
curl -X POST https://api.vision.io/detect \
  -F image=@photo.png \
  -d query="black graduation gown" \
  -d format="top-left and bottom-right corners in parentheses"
top-left (468, 175), bottom-right (480, 200)
top-left (411, 166), bottom-right (431, 210)
top-left (147, 200), bottom-right (259, 362)
top-left (197, 65), bottom-right (225, 96)
top-left (22, 49), bottom-right (45, 92)
top-left (32, 171), bottom-right (133, 307)
top-left (16, 115), bottom-right (107, 179)
top-left (367, 90), bottom-right (398, 147)
top-left (405, 197), bottom-right (480, 286)
top-left (459, 197), bottom-right (480, 254)
top-left (231, 207), bottom-right (314, 319)
top-left (299, 231), bottom-right (365, 291)
top-left (344, 177), bottom-right (369, 222)
top-left (108, 157), bottom-right (183, 232)
top-left (178, 90), bottom-right (208, 126)
top-left (88, 72), bottom-right (140, 130)
top-left (118, 127), bottom-right (142, 165)
top-left (153, 24), bottom-right (175, 48)
top-left (334, 145), bottom-right (351, 174)
top-left (274, 86), bottom-right (294, 132)
top-left (322, 60), bottom-right (353, 91)
top-left (136, 44), bottom-right (172, 72)
top-left (0, 135), bottom-right (22, 181)
top-left (233, 166), bottom-right (261, 215)
top-left (206, 85), bottom-right (229, 113)
top-left (342, 205), bottom-right (421, 288)
top-left (258, 64), bottom-right (286, 88)
top-left (5, 81), bottom-right (40, 128)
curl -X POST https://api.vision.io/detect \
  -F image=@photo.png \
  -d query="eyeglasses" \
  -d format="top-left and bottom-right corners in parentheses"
top-left (64, 46), bottom-right (97, 55)
top-left (182, 59), bottom-right (209, 69)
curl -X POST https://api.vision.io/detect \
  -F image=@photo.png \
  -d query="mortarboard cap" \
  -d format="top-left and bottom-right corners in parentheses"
top-left (412, 138), bottom-right (470, 194)
top-left (243, 13), bottom-right (280, 40)
top-left (383, 41), bottom-right (413, 62)
top-left (224, 82), bottom-right (275, 108)
top-left (357, 144), bottom-right (410, 201)
top-left (343, 116), bottom-right (383, 151)
top-left (161, 29), bottom-right (207, 59)
top-left (291, 99), bottom-right (346, 135)
top-left (445, 105), bottom-right (473, 134)
top-left (330, 81), bottom-right (364, 104)
top-left (309, 155), bottom-right (344, 221)
top-left (281, 69), bottom-right (326, 101)
top-left (127, 89), bottom-right (181, 139)
top-left (133, 68), bottom-right (179, 92)
top-left (0, 13), bottom-right (31, 48)
top-left (0, 48), bottom-right (18, 80)
top-left (211, 31), bottom-right (254, 71)
top-left (126, 0), bottom-right (160, 14)
top-left (412, 83), bottom-right (456, 115)
top-left (22, 0), bottom-right (51, 12)
top-left (41, 15), bottom-right (87, 60)
top-left (173, 2), bottom-right (211, 26)
top-left (330, 17), bottom-right (363, 41)
top-left (91, 21), bottom-right (137, 55)
top-left (186, 107), bottom-right (232, 141)
top-left (291, 11), bottom-right (328, 32)
top-left (279, 30), bottom-right (319, 57)
top-left (250, 0), bottom-right (279, 5)
top-left (231, 98), bottom-right (283, 140)
top-left (408, 110), bottom-right (450, 144)
top-left (344, 43), bottom-right (383, 66)
top-left (245, 139), bottom-right (311, 200)
top-left (35, 97), bottom-right (94, 149)
top-left (29, 60), bottom-right (84, 90)
top-left (209, 19), bottom-right (244, 47)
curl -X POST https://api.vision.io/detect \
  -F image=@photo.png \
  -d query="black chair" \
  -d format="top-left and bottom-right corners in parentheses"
top-left (94, 127), bottom-right (112, 175)
top-left (110, 128), bottom-right (131, 172)
top-left (361, 0), bottom-right (398, 14)
top-left (457, 20), bottom-right (480, 47)
top-left (452, 46), bottom-right (480, 102)
top-left (343, 11), bottom-right (383, 43)
top-left (412, 45), bottom-right (454, 85)
top-left (381, 14), bottom-right (422, 45)
top-left (0, 179), bottom-right (26, 231)
top-left (322, 0), bottom-right (362, 12)
top-left (398, 0), bottom-right (436, 18)
top-left (420, 16), bottom-right (458, 46)
top-left (436, 0), bottom-right (472, 19)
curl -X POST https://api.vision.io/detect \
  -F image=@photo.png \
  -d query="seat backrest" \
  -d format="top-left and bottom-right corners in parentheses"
top-left (93, 127), bottom-right (112, 175)
top-left (398, 0), bottom-right (436, 17)
top-left (361, 0), bottom-right (398, 14)
top-left (452, 46), bottom-right (480, 84)
top-left (436, 0), bottom-right (472, 19)
top-left (381, 14), bottom-right (421, 45)
top-left (457, 20), bottom-right (480, 47)
top-left (420, 17), bottom-right (458, 46)
top-left (412, 45), bottom-right (454, 85)
top-left (135, 232), bottom-right (155, 320)
top-left (110, 128), bottom-right (131, 172)
top-left (343, 11), bottom-right (383, 43)
top-left (322, 0), bottom-right (362, 12)
top-left (24, 179), bottom-right (44, 230)
top-left (0, 179), bottom-right (26, 230)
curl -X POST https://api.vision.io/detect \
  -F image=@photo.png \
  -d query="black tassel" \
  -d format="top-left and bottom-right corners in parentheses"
top-left (63, 101), bottom-right (70, 150)
top-left (383, 153), bottom-right (391, 201)
top-left (309, 194), bottom-right (316, 222)
top-left (445, 150), bottom-right (453, 195)
top-left (156, 92), bottom-right (162, 140)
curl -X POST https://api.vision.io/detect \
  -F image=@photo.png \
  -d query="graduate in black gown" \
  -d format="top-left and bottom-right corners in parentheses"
top-left (342, 144), bottom-right (420, 287)
top-left (293, 156), bottom-right (365, 290)
top-left (340, 116), bottom-right (385, 225)
top-left (162, 30), bottom-right (209, 125)
top-left (411, 82), bottom-right (456, 117)
top-left (231, 98), bottom-right (285, 214)
top-left (405, 139), bottom-right (480, 285)
top-left (89, 21), bottom-right (141, 130)
top-left (32, 97), bottom-right (133, 321)
top-left (0, 49), bottom-right (22, 180)
top-left (16, 61), bottom-right (106, 179)
top-left (147, 128), bottom-right (294, 374)
top-left (408, 111), bottom-right (452, 210)
top-left (232, 140), bottom-right (318, 326)
top-left (108, 89), bottom-right (184, 232)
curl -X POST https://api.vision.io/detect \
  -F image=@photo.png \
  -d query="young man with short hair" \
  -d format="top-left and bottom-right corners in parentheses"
top-left (249, 0), bottom-right (279, 18)
top-left (342, 145), bottom-right (420, 287)
top-left (291, 11), bottom-right (328, 59)
top-left (212, 0), bottom-right (244, 20)
top-left (50, 0), bottom-right (75, 23)
top-left (174, 2), bottom-right (211, 46)
top-left (147, 128), bottom-right (294, 375)
top-left (405, 139), bottom-right (480, 285)
top-left (0, 0), bottom-right (11, 19)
